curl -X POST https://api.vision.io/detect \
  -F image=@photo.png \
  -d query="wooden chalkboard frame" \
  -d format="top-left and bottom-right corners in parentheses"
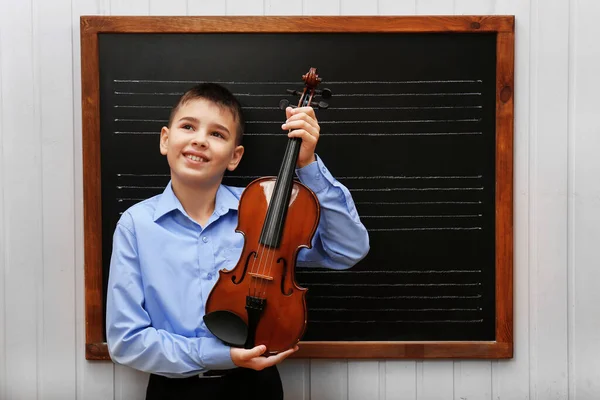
top-left (81, 15), bottom-right (514, 360)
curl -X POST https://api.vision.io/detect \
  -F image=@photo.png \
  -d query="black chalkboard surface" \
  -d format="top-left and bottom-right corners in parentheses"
top-left (82, 16), bottom-right (514, 360)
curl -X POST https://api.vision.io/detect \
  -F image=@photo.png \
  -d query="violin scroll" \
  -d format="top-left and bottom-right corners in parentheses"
top-left (279, 67), bottom-right (333, 110)
top-left (302, 67), bottom-right (321, 87)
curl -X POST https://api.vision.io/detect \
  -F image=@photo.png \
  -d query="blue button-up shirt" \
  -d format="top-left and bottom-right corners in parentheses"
top-left (106, 156), bottom-right (369, 377)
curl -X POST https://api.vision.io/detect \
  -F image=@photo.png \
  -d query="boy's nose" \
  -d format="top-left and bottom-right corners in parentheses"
top-left (191, 131), bottom-right (208, 147)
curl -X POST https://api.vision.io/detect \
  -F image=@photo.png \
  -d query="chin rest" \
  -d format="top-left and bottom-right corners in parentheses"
top-left (203, 310), bottom-right (248, 347)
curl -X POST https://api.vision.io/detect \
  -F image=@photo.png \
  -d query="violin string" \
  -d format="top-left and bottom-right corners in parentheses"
top-left (257, 184), bottom-right (282, 300)
top-left (251, 212), bottom-right (269, 298)
top-left (254, 193), bottom-right (274, 299)
top-left (264, 185), bottom-right (292, 299)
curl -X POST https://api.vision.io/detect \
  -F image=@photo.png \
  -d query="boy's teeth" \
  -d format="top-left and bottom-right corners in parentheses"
top-left (186, 154), bottom-right (204, 162)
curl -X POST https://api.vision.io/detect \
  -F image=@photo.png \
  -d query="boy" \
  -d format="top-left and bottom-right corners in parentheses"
top-left (106, 83), bottom-right (369, 400)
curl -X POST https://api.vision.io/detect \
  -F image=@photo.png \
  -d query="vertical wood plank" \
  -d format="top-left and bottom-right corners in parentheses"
top-left (0, 0), bottom-right (41, 398)
top-left (567, 4), bottom-right (576, 397)
top-left (265, 0), bottom-right (302, 15)
top-left (528, 0), bottom-right (569, 399)
top-left (492, 0), bottom-right (531, 398)
top-left (311, 360), bottom-right (348, 400)
top-left (187, 0), bottom-right (226, 15)
top-left (74, 1), bottom-right (116, 399)
top-left (378, 0), bottom-right (416, 14)
top-left (341, 0), bottom-right (378, 15)
top-left (0, 1), bottom-right (6, 397)
top-left (416, 362), bottom-right (454, 400)
top-left (280, 359), bottom-right (310, 400)
top-left (35, 0), bottom-right (78, 397)
top-left (226, 0), bottom-right (264, 15)
top-left (149, 0), bottom-right (187, 15)
top-left (571, 0), bottom-right (600, 399)
top-left (348, 361), bottom-right (380, 400)
top-left (303, 0), bottom-right (340, 15)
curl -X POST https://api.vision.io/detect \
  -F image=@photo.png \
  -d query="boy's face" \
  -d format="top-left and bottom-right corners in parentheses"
top-left (159, 98), bottom-right (244, 189)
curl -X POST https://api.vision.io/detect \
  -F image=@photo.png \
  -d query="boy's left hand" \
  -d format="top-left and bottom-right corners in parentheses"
top-left (282, 106), bottom-right (320, 168)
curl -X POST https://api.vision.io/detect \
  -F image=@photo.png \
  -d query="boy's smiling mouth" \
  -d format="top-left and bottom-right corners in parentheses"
top-left (184, 152), bottom-right (208, 163)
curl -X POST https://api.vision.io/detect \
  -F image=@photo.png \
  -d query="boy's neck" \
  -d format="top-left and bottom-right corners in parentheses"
top-left (171, 179), bottom-right (219, 227)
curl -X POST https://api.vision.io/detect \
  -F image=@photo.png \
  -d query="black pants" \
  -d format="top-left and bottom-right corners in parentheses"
top-left (145, 366), bottom-right (284, 400)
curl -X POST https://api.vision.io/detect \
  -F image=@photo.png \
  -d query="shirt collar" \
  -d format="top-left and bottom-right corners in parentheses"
top-left (153, 181), bottom-right (239, 222)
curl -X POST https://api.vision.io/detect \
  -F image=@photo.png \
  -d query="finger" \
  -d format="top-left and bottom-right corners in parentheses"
top-left (285, 111), bottom-right (319, 131)
top-left (292, 106), bottom-right (316, 119)
top-left (252, 346), bottom-right (298, 370)
top-left (285, 106), bottom-right (294, 120)
top-left (240, 345), bottom-right (266, 361)
top-left (267, 346), bottom-right (299, 364)
top-left (288, 130), bottom-right (318, 146)
top-left (283, 120), bottom-right (319, 137)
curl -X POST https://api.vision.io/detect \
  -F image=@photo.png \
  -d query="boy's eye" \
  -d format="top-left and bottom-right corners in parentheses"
top-left (182, 124), bottom-right (194, 131)
top-left (211, 131), bottom-right (225, 139)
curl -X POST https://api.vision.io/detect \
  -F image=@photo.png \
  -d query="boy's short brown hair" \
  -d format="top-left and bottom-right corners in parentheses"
top-left (168, 83), bottom-right (245, 145)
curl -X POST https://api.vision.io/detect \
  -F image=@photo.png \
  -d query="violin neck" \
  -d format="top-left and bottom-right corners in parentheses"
top-left (259, 137), bottom-right (302, 248)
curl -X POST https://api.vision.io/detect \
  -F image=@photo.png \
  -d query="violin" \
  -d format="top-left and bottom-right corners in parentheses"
top-left (204, 68), bottom-right (331, 355)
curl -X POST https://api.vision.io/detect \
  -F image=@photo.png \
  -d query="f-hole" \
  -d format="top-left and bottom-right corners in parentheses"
top-left (278, 257), bottom-right (293, 296)
top-left (232, 251), bottom-right (256, 284)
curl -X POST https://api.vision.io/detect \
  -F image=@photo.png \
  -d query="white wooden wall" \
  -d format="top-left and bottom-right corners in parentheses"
top-left (0, 0), bottom-right (598, 399)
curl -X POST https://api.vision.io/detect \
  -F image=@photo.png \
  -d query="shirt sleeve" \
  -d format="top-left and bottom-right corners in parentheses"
top-left (105, 213), bottom-right (236, 377)
top-left (294, 155), bottom-right (370, 270)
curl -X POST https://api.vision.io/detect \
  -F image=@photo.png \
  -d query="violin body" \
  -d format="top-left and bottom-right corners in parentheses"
top-left (204, 67), bottom-right (330, 355)
top-left (205, 177), bottom-right (319, 354)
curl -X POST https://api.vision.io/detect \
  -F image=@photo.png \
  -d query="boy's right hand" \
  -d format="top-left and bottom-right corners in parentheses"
top-left (230, 345), bottom-right (299, 370)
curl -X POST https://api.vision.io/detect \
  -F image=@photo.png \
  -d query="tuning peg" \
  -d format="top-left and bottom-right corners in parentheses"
top-left (315, 88), bottom-right (332, 99)
top-left (311, 101), bottom-right (329, 109)
top-left (280, 99), bottom-right (328, 110)
top-left (279, 99), bottom-right (300, 110)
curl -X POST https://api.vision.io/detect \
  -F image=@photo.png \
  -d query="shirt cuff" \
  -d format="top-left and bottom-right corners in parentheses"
top-left (199, 337), bottom-right (236, 370)
top-left (295, 154), bottom-right (334, 194)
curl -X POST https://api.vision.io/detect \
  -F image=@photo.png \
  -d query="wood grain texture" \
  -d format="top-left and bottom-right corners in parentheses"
top-left (80, 15), bottom-right (514, 33)
top-left (495, 30), bottom-right (514, 355)
top-left (293, 341), bottom-right (512, 358)
top-left (81, 17), bottom-right (105, 360)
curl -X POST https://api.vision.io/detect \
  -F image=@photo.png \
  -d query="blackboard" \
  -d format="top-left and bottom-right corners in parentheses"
top-left (82, 16), bottom-right (514, 360)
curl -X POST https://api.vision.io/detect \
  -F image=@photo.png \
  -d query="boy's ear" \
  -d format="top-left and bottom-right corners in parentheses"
top-left (159, 126), bottom-right (169, 155)
top-left (227, 145), bottom-right (245, 171)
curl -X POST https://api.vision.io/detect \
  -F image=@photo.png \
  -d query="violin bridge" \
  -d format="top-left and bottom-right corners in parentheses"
top-left (248, 272), bottom-right (274, 281)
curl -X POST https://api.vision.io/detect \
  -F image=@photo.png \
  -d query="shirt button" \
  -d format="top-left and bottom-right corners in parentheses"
top-left (207, 273), bottom-right (213, 279)
top-left (202, 236), bottom-right (208, 243)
